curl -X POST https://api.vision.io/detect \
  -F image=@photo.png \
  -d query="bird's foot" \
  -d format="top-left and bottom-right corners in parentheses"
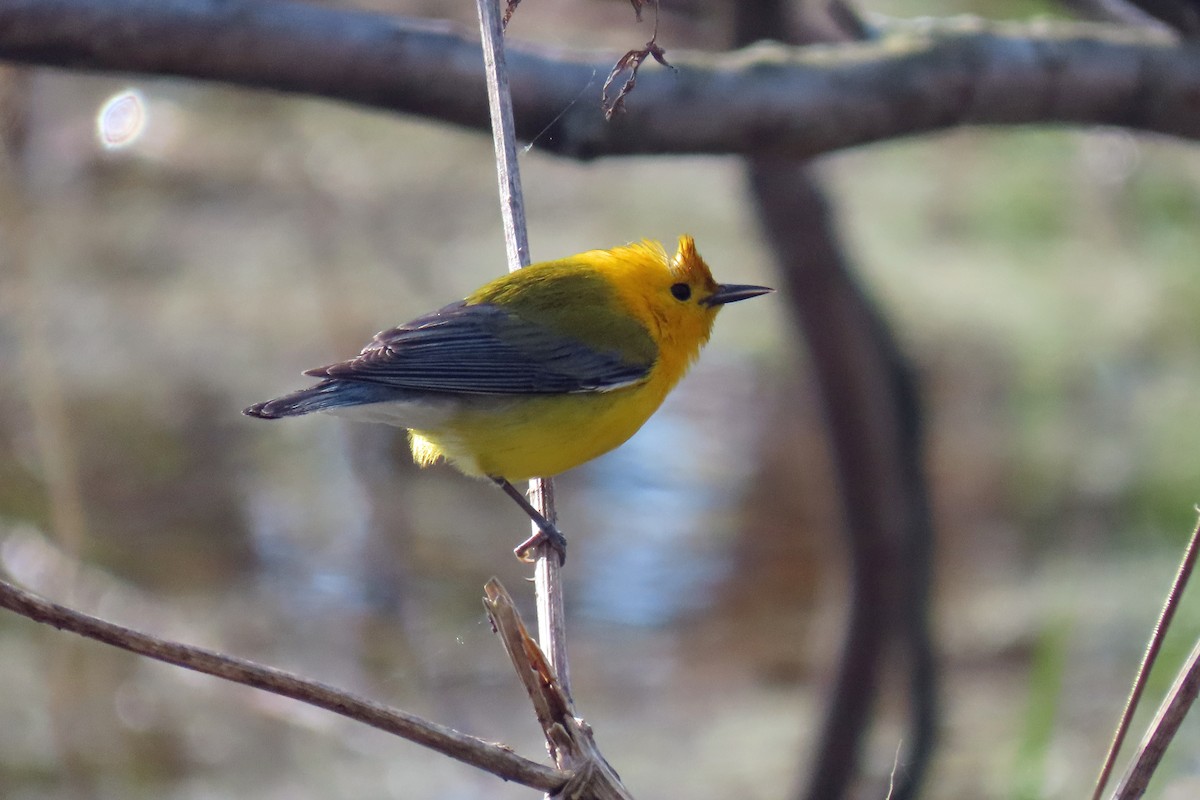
top-left (513, 524), bottom-right (567, 566)
top-left (491, 476), bottom-right (568, 566)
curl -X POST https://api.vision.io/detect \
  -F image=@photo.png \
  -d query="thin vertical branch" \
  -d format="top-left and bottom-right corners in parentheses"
top-left (528, 479), bottom-right (570, 696)
top-left (1094, 514), bottom-right (1200, 799)
top-left (477, 0), bottom-right (528, 270)
top-left (474, 0), bottom-right (570, 700)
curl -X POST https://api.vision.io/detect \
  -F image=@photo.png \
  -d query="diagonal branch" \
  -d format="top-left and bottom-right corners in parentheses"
top-left (0, 577), bottom-right (566, 793)
top-left (1113, 636), bottom-right (1200, 798)
top-left (0, 1), bottom-right (1198, 160)
top-left (1096, 514), bottom-right (1200, 799)
top-left (483, 579), bottom-right (633, 799)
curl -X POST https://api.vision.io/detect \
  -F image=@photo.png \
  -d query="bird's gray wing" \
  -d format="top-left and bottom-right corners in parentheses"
top-left (306, 301), bottom-right (653, 395)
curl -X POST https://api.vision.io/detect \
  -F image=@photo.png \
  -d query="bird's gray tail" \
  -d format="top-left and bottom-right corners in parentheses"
top-left (243, 380), bottom-right (395, 419)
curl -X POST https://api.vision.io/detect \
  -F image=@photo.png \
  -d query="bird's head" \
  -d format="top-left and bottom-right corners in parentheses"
top-left (600, 232), bottom-right (777, 371)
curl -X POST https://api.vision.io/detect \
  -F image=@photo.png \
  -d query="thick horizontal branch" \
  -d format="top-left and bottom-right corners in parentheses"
top-left (0, 578), bottom-right (565, 793)
top-left (0, 1), bottom-right (1198, 158)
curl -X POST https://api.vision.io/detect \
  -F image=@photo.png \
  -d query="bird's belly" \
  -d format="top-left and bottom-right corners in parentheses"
top-left (412, 386), bottom-right (667, 481)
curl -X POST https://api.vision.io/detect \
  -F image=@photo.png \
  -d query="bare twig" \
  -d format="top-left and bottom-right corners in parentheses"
top-left (477, 0), bottom-right (528, 269)
top-left (1112, 637), bottom-right (1200, 798)
top-left (1094, 514), bottom-right (1200, 799)
top-left (0, 2), bottom-right (1196, 160)
top-left (0, 577), bottom-right (565, 792)
top-left (502, 0), bottom-right (521, 30)
top-left (529, 480), bottom-right (571, 697)
top-left (483, 579), bottom-right (633, 799)
top-left (474, 0), bottom-right (571, 700)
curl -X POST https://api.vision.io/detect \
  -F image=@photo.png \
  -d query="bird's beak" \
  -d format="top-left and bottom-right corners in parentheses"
top-left (703, 283), bottom-right (774, 307)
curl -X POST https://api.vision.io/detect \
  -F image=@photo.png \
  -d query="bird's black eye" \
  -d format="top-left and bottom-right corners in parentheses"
top-left (670, 283), bottom-right (691, 301)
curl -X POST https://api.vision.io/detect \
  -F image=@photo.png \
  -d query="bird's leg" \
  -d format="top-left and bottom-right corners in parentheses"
top-left (491, 477), bottom-right (567, 565)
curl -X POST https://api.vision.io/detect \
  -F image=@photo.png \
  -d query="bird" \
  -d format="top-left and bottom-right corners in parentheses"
top-left (244, 235), bottom-right (772, 563)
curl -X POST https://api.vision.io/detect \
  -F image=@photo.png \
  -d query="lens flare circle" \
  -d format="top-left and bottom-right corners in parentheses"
top-left (96, 88), bottom-right (147, 149)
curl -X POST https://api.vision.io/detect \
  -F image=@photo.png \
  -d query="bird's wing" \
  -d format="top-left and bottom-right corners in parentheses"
top-left (306, 301), bottom-right (653, 395)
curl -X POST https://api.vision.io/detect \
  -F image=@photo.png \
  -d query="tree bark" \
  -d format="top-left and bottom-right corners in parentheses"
top-left (0, 1), bottom-right (1197, 159)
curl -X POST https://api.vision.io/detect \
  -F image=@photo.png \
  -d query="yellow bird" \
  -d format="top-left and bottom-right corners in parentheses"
top-left (245, 236), bottom-right (771, 561)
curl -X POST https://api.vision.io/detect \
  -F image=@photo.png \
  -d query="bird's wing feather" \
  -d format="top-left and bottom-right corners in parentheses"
top-left (307, 301), bottom-right (653, 395)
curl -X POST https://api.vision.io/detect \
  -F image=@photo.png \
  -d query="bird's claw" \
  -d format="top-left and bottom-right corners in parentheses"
top-left (514, 525), bottom-right (567, 566)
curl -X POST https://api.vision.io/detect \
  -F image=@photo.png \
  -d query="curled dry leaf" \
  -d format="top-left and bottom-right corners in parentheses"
top-left (601, 37), bottom-right (673, 119)
top-left (502, 0), bottom-right (520, 29)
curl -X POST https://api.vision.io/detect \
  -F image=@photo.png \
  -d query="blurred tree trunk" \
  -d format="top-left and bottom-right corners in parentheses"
top-left (733, 3), bottom-right (937, 799)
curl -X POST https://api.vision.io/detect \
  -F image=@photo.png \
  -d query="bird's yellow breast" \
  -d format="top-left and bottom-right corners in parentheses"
top-left (408, 372), bottom-right (675, 481)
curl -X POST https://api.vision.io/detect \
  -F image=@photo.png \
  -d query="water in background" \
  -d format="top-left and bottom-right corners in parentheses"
top-left (2, 50), bottom-right (1200, 800)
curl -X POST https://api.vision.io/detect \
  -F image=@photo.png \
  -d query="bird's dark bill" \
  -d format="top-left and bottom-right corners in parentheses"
top-left (704, 284), bottom-right (774, 306)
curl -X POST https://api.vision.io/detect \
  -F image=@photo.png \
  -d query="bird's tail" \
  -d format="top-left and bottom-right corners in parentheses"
top-left (243, 380), bottom-right (392, 419)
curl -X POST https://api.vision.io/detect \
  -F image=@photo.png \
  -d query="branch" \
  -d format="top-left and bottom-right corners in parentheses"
top-left (474, 0), bottom-right (571, 708)
top-left (1113, 636), bottom-right (1200, 798)
top-left (483, 579), bottom-right (633, 799)
top-left (737, 2), bottom-right (938, 798)
top-left (0, 577), bottom-right (566, 793)
top-left (1, 1), bottom-right (1198, 159)
top-left (1096, 514), bottom-right (1200, 799)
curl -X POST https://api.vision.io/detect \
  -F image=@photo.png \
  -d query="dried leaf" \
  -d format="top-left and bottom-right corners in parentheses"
top-left (502, 0), bottom-right (521, 29)
top-left (646, 39), bottom-right (671, 68)
top-left (601, 37), bottom-right (674, 120)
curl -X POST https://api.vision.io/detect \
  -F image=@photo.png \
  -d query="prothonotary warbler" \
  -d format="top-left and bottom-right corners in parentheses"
top-left (245, 235), bottom-right (772, 562)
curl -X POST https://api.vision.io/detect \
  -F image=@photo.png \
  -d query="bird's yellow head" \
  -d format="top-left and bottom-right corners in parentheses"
top-left (599, 235), bottom-right (772, 373)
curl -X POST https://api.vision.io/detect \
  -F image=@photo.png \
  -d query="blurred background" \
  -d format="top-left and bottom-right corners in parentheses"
top-left (2, 1), bottom-right (1200, 798)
